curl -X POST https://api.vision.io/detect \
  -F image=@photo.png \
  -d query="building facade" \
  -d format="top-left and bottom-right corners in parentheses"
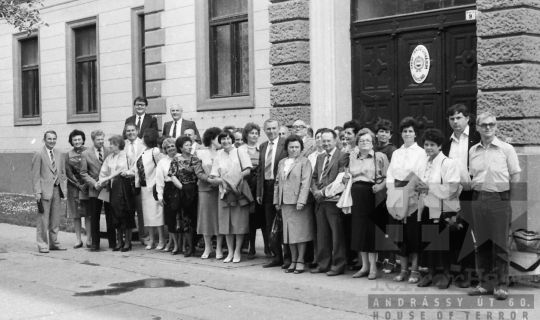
top-left (0, 0), bottom-right (539, 234)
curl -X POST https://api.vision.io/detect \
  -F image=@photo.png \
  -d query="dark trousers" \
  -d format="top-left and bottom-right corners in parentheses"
top-left (315, 201), bottom-right (346, 273)
top-left (472, 191), bottom-right (511, 289)
top-left (263, 180), bottom-right (290, 264)
top-left (458, 190), bottom-right (476, 276)
top-left (88, 197), bottom-right (116, 248)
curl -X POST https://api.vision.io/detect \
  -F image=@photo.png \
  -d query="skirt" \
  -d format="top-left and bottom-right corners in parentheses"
top-left (419, 207), bottom-right (460, 269)
top-left (178, 184), bottom-right (198, 233)
top-left (110, 177), bottom-right (136, 230)
top-left (387, 210), bottom-right (422, 256)
top-left (197, 188), bottom-right (220, 235)
top-left (351, 181), bottom-right (377, 252)
top-left (163, 182), bottom-right (179, 233)
top-left (218, 193), bottom-right (249, 235)
top-left (282, 203), bottom-right (314, 244)
top-left (141, 186), bottom-right (164, 227)
top-left (66, 185), bottom-right (88, 219)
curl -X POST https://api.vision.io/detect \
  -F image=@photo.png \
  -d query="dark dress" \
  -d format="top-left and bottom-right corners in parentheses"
top-left (110, 175), bottom-right (136, 230)
top-left (163, 181), bottom-right (179, 233)
top-left (168, 155), bottom-right (200, 233)
top-left (65, 147), bottom-right (89, 219)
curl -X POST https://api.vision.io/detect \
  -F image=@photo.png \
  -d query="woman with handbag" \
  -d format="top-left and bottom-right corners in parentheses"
top-left (169, 136), bottom-right (201, 257)
top-left (209, 131), bottom-right (253, 263)
top-left (134, 129), bottom-right (166, 250)
top-left (273, 135), bottom-right (314, 274)
top-left (346, 128), bottom-right (389, 280)
top-left (156, 138), bottom-right (182, 254)
top-left (98, 135), bottom-right (137, 252)
top-left (416, 129), bottom-right (462, 289)
top-left (386, 117), bottom-right (427, 284)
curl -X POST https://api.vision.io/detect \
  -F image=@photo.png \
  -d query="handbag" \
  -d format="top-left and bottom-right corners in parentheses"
top-left (513, 229), bottom-right (540, 254)
top-left (268, 211), bottom-right (283, 252)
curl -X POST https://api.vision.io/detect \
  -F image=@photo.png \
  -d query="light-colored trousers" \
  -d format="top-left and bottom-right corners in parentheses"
top-left (36, 186), bottom-right (62, 250)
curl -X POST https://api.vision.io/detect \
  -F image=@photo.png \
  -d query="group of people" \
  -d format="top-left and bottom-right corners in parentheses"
top-left (32, 97), bottom-right (520, 300)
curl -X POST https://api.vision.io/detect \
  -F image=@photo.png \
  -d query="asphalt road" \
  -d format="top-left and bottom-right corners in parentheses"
top-left (0, 223), bottom-right (537, 320)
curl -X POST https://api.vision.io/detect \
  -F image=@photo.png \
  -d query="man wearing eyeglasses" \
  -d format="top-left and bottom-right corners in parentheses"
top-left (292, 119), bottom-right (316, 157)
top-left (467, 112), bottom-right (521, 301)
top-left (125, 97), bottom-right (158, 139)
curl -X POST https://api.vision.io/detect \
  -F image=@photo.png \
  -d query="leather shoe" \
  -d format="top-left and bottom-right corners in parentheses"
top-left (262, 260), bottom-right (282, 268)
top-left (38, 249), bottom-right (49, 253)
top-left (49, 246), bottom-right (67, 251)
top-left (73, 243), bottom-right (83, 249)
top-left (90, 246), bottom-right (100, 252)
top-left (310, 267), bottom-right (328, 274)
top-left (326, 270), bottom-right (344, 277)
top-left (494, 288), bottom-right (509, 300)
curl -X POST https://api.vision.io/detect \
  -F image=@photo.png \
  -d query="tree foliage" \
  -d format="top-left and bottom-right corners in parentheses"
top-left (0, 0), bottom-right (48, 34)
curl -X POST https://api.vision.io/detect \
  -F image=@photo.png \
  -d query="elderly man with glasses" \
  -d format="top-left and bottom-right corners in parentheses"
top-left (467, 112), bottom-right (521, 301)
top-left (291, 119), bottom-right (316, 157)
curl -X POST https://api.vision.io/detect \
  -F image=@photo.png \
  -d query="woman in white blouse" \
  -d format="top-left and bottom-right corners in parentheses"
top-left (209, 131), bottom-right (253, 263)
top-left (156, 138), bottom-right (181, 254)
top-left (134, 129), bottom-right (165, 250)
top-left (416, 129), bottom-right (462, 289)
top-left (98, 135), bottom-right (136, 252)
top-left (386, 117), bottom-right (427, 284)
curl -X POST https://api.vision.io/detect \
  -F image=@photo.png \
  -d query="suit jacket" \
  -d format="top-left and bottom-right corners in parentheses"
top-left (31, 146), bottom-right (67, 200)
top-left (80, 146), bottom-right (112, 197)
top-left (441, 126), bottom-right (481, 167)
top-left (301, 137), bottom-right (317, 157)
top-left (125, 114), bottom-right (159, 139)
top-left (256, 137), bottom-right (288, 198)
top-left (162, 118), bottom-right (200, 141)
top-left (310, 148), bottom-right (350, 195)
top-left (273, 156), bottom-right (314, 206)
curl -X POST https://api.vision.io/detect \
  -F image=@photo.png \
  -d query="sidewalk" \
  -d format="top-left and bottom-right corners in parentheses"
top-left (0, 223), bottom-right (537, 320)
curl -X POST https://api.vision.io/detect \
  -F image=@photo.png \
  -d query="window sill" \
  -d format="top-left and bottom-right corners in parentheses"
top-left (67, 112), bottom-right (101, 123)
top-left (14, 117), bottom-right (41, 126)
top-left (197, 95), bottom-right (254, 112)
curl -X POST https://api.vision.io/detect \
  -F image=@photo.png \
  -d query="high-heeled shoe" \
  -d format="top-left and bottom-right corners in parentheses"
top-left (155, 242), bottom-right (165, 251)
top-left (201, 251), bottom-right (212, 259)
top-left (73, 242), bottom-right (83, 249)
top-left (294, 262), bottom-right (305, 274)
top-left (285, 262), bottom-right (297, 273)
top-left (112, 244), bottom-right (124, 252)
top-left (223, 256), bottom-right (233, 263)
top-left (171, 249), bottom-right (180, 255)
top-left (121, 244), bottom-right (132, 252)
top-left (145, 242), bottom-right (155, 250)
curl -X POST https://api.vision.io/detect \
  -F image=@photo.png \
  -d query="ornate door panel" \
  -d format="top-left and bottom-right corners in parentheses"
top-left (353, 35), bottom-right (396, 130)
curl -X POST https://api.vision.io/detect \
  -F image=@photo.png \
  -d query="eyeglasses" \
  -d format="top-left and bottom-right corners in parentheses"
top-left (135, 103), bottom-right (146, 107)
top-left (479, 123), bottom-right (496, 129)
top-left (278, 132), bottom-right (287, 136)
top-left (292, 125), bottom-right (306, 130)
top-left (358, 140), bottom-right (372, 144)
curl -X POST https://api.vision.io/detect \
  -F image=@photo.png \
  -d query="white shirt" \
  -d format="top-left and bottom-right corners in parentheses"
top-left (191, 141), bottom-right (199, 155)
top-left (135, 113), bottom-right (146, 128)
top-left (386, 142), bottom-right (427, 183)
top-left (264, 137), bottom-right (279, 180)
top-left (46, 147), bottom-right (55, 165)
top-left (125, 138), bottom-right (143, 161)
top-left (448, 126), bottom-right (471, 185)
top-left (155, 156), bottom-right (173, 201)
top-left (319, 147), bottom-right (337, 182)
top-left (308, 150), bottom-right (325, 171)
top-left (283, 158), bottom-right (295, 174)
top-left (168, 118), bottom-right (182, 139)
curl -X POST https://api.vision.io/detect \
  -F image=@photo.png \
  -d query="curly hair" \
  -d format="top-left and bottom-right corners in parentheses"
top-left (343, 120), bottom-right (363, 135)
top-left (108, 135), bottom-right (126, 150)
top-left (374, 119), bottom-right (394, 134)
top-left (242, 122), bottom-right (261, 143)
top-left (202, 127), bottom-right (222, 147)
top-left (143, 128), bottom-right (159, 148)
top-left (422, 128), bottom-right (445, 147)
top-left (284, 134), bottom-right (304, 151)
top-left (68, 129), bottom-right (86, 146)
top-left (398, 117), bottom-right (422, 134)
top-left (175, 135), bottom-right (193, 153)
top-left (162, 138), bottom-right (176, 151)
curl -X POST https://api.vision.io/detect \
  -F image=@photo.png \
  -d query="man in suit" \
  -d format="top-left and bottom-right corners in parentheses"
top-left (292, 119), bottom-right (316, 157)
top-left (441, 104), bottom-right (481, 288)
top-left (162, 104), bottom-right (200, 141)
top-left (257, 119), bottom-right (290, 268)
top-left (80, 130), bottom-right (117, 251)
top-left (124, 123), bottom-right (148, 245)
top-left (32, 131), bottom-right (68, 253)
top-left (125, 96), bottom-right (158, 139)
top-left (310, 129), bottom-right (350, 276)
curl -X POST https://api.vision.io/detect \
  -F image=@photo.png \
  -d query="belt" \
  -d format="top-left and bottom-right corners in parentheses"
top-left (264, 179), bottom-right (274, 182)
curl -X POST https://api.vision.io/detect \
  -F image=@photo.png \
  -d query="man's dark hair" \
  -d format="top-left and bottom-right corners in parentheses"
top-left (446, 103), bottom-right (470, 118)
top-left (320, 128), bottom-right (337, 139)
top-left (133, 96), bottom-right (148, 106)
top-left (343, 120), bottom-right (363, 135)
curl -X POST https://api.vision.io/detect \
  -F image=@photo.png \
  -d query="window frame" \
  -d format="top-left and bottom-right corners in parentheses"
top-left (13, 32), bottom-right (41, 126)
top-left (196, 0), bottom-right (255, 111)
top-left (66, 17), bottom-right (101, 123)
top-left (131, 6), bottom-right (146, 100)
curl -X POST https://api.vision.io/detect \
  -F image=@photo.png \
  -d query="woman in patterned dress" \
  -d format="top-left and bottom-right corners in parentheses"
top-left (169, 136), bottom-right (201, 257)
top-left (65, 129), bottom-right (91, 248)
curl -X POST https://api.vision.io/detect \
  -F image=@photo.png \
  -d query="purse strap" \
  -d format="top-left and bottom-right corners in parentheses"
top-left (237, 148), bottom-right (244, 172)
top-left (440, 157), bottom-right (446, 210)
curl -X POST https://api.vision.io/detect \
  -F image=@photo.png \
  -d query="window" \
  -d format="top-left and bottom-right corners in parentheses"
top-left (210, 0), bottom-right (249, 97)
top-left (195, 0), bottom-right (254, 111)
top-left (13, 34), bottom-right (41, 126)
top-left (66, 17), bottom-right (100, 123)
top-left (132, 7), bottom-right (146, 99)
top-left (353, 0), bottom-right (475, 21)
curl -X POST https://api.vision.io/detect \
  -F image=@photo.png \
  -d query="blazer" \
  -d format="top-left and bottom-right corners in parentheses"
top-left (301, 137), bottom-right (317, 157)
top-left (163, 118), bottom-right (200, 141)
top-left (80, 146), bottom-right (112, 197)
top-left (273, 156), bottom-right (313, 206)
top-left (441, 126), bottom-right (481, 167)
top-left (310, 148), bottom-right (350, 195)
top-left (125, 114), bottom-right (159, 139)
top-left (134, 147), bottom-right (165, 191)
top-left (256, 137), bottom-right (288, 198)
top-left (31, 146), bottom-right (67, 200)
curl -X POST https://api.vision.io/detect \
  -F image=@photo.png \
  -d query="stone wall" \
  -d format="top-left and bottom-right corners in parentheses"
top-left (477, 0), bottom-right (540, 144)
top-left (268, 0), bottom-right (311, 126)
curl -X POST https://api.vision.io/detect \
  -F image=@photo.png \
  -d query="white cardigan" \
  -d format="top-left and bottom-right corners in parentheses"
top-left (134, 147), bottom-right (165, 191)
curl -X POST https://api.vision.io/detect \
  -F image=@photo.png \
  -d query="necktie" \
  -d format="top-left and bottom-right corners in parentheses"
top-left (50, 150), bottom-right (58, 185)
top-left (172, 121), bottom-right (177, 138)
top-left (136, 116), bottom-right (142, 132)
top-left (97, 147), bottom-right (103, 163)
top-left (321, 153), bottom-right (331, 180)
top-left (264, 142), bottom-right (274, 180)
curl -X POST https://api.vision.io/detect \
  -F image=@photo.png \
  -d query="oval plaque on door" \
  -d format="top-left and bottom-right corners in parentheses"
top-left (410, 45), bottom-right (430, 84)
